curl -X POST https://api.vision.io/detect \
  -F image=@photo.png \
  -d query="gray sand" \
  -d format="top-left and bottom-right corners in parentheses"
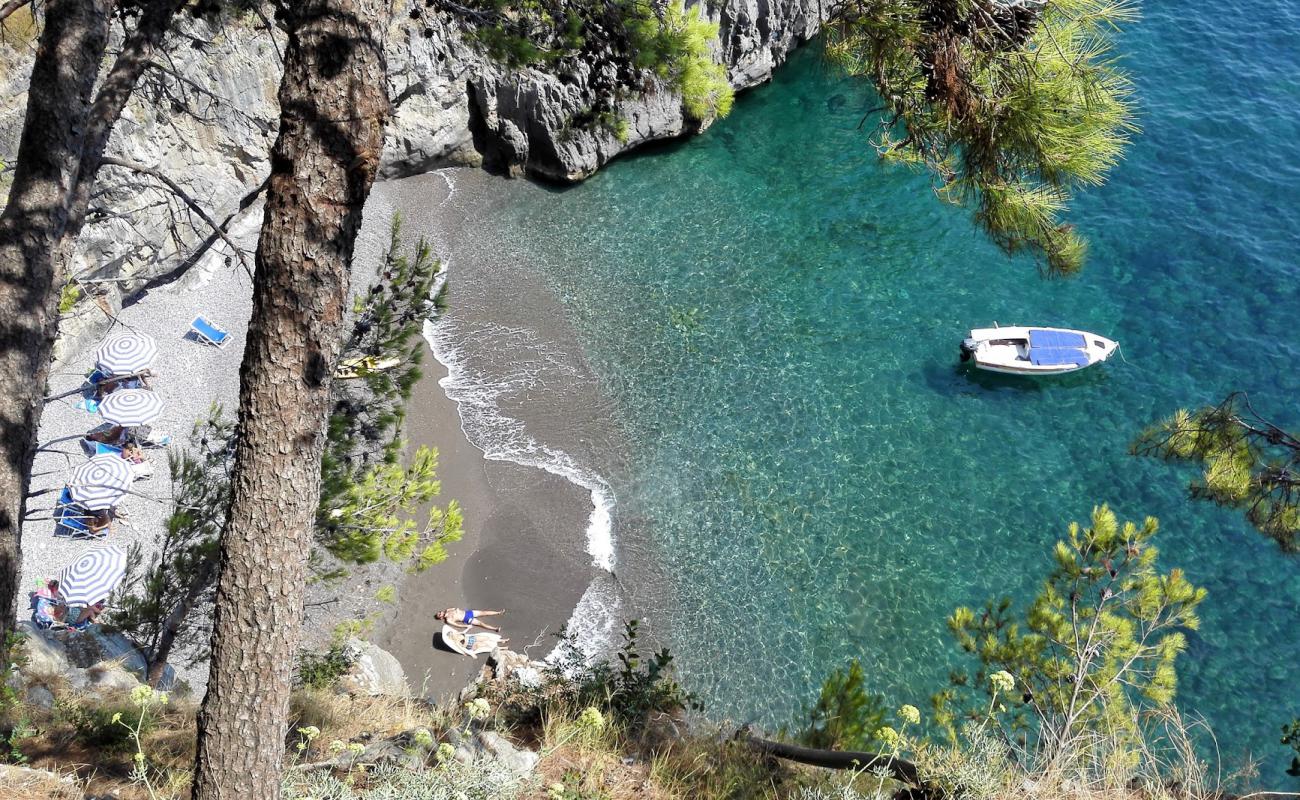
top-left (373, 353), bottom-right (595, 701)
top-left (23, 212), bottom-right (261, 686)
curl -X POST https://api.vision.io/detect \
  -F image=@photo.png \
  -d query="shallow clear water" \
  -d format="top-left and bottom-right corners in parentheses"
top-left (457, 2), bottom-right (1300, 776)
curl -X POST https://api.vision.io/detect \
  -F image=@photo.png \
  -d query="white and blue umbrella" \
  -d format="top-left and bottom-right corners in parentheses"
top-left (98, 389), bottom-right (164, 427)
top-left (57, 545), bottom-right (127, 607)
top-left (95, 332), bottom-right (157, 377)
top-left (67, 454), bottom-right (132, 511)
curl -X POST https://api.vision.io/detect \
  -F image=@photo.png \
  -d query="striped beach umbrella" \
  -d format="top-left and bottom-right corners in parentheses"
top-left (57, 545), bottom-right (127, 607)
top-left (98, 389), bottom-right (164, 427)
top-left (95, 332), bottom-right (157, 377)
top-left (67, 454), bottom-right (132, 511)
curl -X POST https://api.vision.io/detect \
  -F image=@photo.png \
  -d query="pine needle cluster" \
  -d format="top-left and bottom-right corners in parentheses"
top-left (827, 0), bottom-right (1138, 274)
top-left (1134, 391), bottom-right (1300, 552)
top-left (935, 506), bottom-right (1205, 767)
top-left (317, 215), bottom-right (464, 571)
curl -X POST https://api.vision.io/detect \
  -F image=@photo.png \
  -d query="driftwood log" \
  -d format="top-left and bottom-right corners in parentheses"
top-left (738, 731), bottom-right (921, 785)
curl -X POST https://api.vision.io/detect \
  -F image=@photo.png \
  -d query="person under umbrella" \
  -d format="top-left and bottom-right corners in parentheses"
top-left (56, 545), bottom-right (127, 630)
top-left (98, 389), bottom-right (164, 429)
top-left (93, 332), bottom-right (157, 396)
top-left (66, 455), bottom-right (133, 530)
top-left (97, 388), bottom-right (169, 449)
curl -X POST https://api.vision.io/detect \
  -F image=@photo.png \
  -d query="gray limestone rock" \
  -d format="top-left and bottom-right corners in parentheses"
top-left (25, 684), bottom-right (55, 710)
top-left (337, 638), bottom-right (410, 697)
top-left (447, 726), bottom-right (539, 778)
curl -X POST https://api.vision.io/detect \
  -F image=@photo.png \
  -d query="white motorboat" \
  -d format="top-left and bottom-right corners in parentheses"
top-left (959, 325), bottom-right (1118, 376)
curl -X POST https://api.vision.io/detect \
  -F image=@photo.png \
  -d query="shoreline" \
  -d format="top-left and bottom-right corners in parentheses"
top-left (21, 165), bottom-right (632, 700)
top-left (372, 342), bottom-right (599, 700)
top-left (368, 169), bottom-right (626, 700)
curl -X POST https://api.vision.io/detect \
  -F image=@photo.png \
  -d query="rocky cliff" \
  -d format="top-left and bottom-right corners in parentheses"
top-left (0, 0), bottom-right (828, 352)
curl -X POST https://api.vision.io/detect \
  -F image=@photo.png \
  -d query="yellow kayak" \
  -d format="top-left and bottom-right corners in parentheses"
top-left (334, 355), bottom-right (401, 379)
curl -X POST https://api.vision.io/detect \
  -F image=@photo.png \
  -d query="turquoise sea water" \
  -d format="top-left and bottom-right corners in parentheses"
top-left (459, 2), bottom-right (1300, 777)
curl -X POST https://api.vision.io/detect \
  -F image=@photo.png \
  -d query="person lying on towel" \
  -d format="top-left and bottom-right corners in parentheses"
top-left (444, 629), bottom-right (509, 658)
top-left (434, 606), bottom-right (505, 632)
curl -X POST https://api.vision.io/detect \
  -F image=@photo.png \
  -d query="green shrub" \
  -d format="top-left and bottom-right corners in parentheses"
top-left (58, 281), bottom-right (82, 314)
top-left (59, 698), bottom-right (155, 753)
top-left (296, 644), bottom-right (357, 691)
top-left (283, 758), bottom-right (524, 799)
top-left (631, 0), bottom-right (733, 120)
top-left (439, 0), bottom-right (734, 135)
top-left (0, 632), bottom-right (32, 763)
top-left (1283, 717), bottom-right (1300, 779)
top-left (484, 620), bottom-right (700, 736)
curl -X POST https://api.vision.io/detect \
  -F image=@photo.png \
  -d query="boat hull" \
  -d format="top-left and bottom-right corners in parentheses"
top-left (961, 325), bottom-right (1118, 376)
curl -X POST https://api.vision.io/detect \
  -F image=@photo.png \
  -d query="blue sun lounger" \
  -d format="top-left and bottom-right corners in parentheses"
top-left (190, 316), bottom-right (231, 348)
top-left (54, 488), bottom-right (103, 539)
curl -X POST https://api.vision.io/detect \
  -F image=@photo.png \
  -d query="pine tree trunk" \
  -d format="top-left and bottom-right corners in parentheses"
top-left (191, 3), bottom-right (390, 798)
top-left (60, 0), bottom-right (187, 249)
top-left (147, 555), bottom-right (218, 687)
top-left (0, 0), bottom-right (112, 639)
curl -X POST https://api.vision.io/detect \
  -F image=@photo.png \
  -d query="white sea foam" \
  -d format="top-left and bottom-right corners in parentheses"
top-left (417, 167), bottom-right (619, 658)
top-left (421, 313), bottom-right (617, 573)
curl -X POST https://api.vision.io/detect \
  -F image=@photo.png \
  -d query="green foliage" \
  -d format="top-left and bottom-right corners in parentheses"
top-left (933, 506), bottom-right (1204, 764)
top-left (283, 759), bottom-right (525, 800)
top-left (484, 620), bottom-right (700, 733)
top-left (431, 0), bottom-right (734, 128)
top-left (606, 619), bottom-right (702, 721)
top-left (797, 659), bottom-right (888, 751)
top-left (58, 698), bottom-right (155, 753)
top-left (1134, 392), bottom-right (1300, 552)
top-left (629, 1), bottom-right (734, 120)
top-left (826, 0), bottom-right (1137, 274)
top-left (1283, 717), bottom-right (1300, 779)
top-left (319, 446), bottom-right (464, 570)
top-left (296, 644), bottom-right (358, 691)
top-left (58, 281), bottom-right (82, 314)
top-left (0, 633), bottom-right (32, 763)
top-left (113, 405), bottom-right (234, 672)
top-left (318, 214), bottom-right (463, 572)
top-left (548, 769), bottom-right (608, 800)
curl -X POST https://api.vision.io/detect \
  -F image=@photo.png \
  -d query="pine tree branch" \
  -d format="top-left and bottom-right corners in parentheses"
top-left (0, 0), bottom-right (30, 24)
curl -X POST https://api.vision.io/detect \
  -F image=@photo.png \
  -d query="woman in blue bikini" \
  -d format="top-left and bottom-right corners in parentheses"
top-left (434, 606), bottom-right (505, 633)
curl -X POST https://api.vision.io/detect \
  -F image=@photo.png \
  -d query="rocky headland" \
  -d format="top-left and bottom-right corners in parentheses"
top-left (0, 0), bottom-right (829, 356)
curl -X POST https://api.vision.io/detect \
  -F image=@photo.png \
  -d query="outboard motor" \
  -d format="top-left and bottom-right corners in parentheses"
top-left (959, 338), bottom-right (976, 362)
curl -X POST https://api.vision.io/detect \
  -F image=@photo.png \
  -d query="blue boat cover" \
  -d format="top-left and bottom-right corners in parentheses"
top-left (1029, 347), bottom-right (1090, 367)
top-left (1029, 329), bottom-right (1087, 349)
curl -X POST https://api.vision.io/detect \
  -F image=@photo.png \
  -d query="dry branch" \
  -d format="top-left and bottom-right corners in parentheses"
top-left (98, 156), bottom-right (253, 277)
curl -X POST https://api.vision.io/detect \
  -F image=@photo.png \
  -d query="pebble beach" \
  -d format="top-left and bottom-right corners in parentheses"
top-left (23, 170), bottom-right (603, 696)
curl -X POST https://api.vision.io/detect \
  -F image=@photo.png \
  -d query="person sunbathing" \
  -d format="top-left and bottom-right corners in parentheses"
top-left (444, 629), bottom-right (508, 658)
top-left (70, 601), bottom-right (106, 630)
top-left (121, 443), bottom-right (154, 479)
top-left (434, 607), bottom-right (505, 632)
top-left (85, 424), bottom-right (129, 447)
top-left (95, 370), bottom-right (152, 399)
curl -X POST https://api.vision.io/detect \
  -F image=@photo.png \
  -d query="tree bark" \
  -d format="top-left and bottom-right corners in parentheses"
top-left (191, 2), bottom-right (391, 798)
top-left (61, 0), bottom-right (188, 247)
top-left (0, 0), bottom-right (113, 641)
top-left (740, 733), bottom-right (922, 785)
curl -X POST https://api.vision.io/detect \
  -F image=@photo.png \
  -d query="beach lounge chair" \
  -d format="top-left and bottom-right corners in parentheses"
top-left (92, 442), bottom-right (124, 458)
top-left (29, 593), bottom-right (70, 632)
top-left (190, 316), bottom-right (230, 348)
top-left (54, 488), bottom-right (104, 539)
